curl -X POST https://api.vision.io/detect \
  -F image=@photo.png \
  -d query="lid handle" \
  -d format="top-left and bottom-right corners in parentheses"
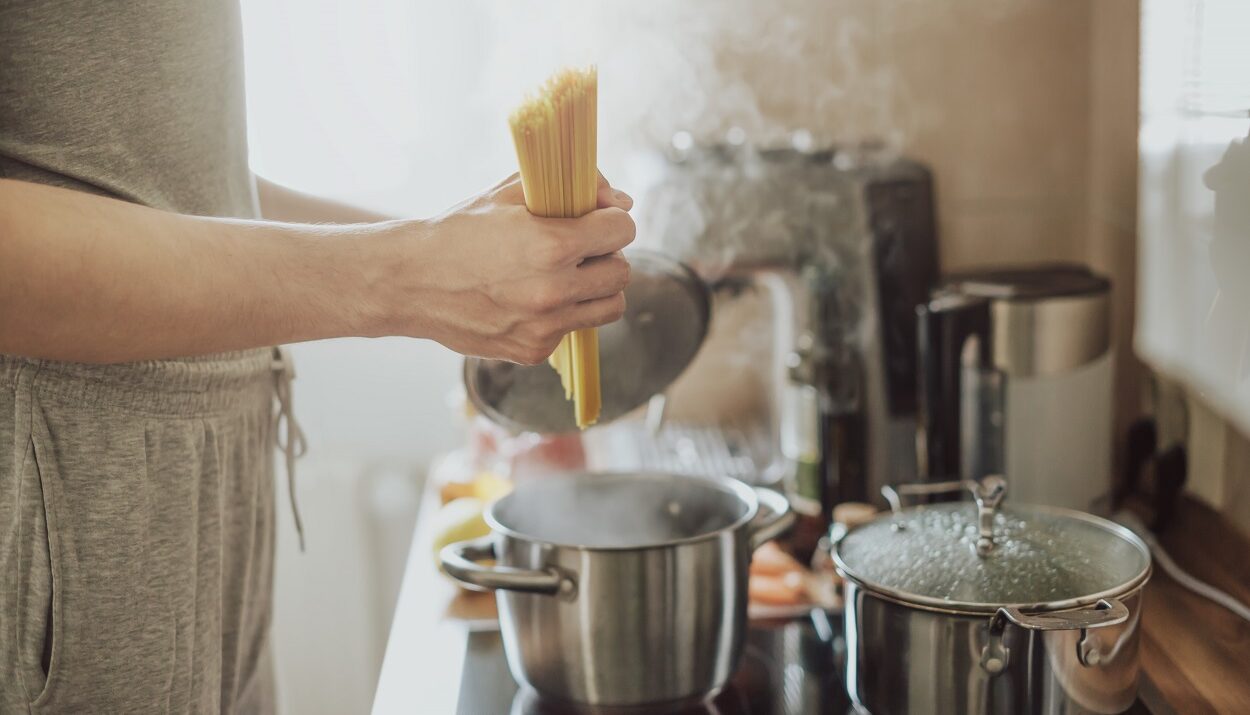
top-left (880, 475), bottom-right (1007, 557)
top-left (971, 475), bottom-right (1006, 556)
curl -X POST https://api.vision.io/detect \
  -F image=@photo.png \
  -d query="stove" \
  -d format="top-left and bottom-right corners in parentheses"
top-left (456, 612), bottom-right (848, 715)
top-left (453, 612), bottom-right (1168, 715)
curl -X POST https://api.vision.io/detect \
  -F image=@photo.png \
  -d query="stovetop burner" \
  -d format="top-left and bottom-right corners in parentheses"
top-left (454, 611), bottom-right (1164, 715)
top-left (455, 610), bottom-right (847, 715)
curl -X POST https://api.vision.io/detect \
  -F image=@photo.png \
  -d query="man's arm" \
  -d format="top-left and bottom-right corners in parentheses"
top-left (254, 175), bottom-right (392, 224)
top-left (0, 176), bottom-right (633, 364)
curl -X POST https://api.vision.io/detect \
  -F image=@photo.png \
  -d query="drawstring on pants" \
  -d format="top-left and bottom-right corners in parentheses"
top-left (272, 346), bottom-right (308, 551)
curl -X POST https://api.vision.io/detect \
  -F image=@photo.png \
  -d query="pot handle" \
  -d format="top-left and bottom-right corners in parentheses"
top-left (994, 598), bottom-right (1130, 632)
top-left (749, 488), bottom-right (797, 549)
top-left (439, 536), bottom-right (573, 598)
top-left (981, 598), bottom-right (1131, 673)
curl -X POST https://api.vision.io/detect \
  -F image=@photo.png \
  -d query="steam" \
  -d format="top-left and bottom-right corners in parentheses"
top-left (479, 1), bottom-right (916, 155)
top-left (492, 474), bottom-right (747, 548)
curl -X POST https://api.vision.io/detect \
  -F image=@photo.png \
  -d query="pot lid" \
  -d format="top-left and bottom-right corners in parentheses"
top-left (464, 249), bottom-right (710, 434)
top-left (834, 479), bottom-right (1151, 611)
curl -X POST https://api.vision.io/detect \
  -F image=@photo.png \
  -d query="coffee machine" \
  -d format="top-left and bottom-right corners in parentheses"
top-left (917, 266), bottom-right (1114, 511)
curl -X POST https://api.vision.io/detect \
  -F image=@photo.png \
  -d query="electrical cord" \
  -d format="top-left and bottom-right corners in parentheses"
top-left (1115, 511), bottom-right (1250, 624)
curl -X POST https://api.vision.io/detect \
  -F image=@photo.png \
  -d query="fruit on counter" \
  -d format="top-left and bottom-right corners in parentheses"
top-left (431, 497), bottom-right (492, 572)
top-left (750, 540), bottom-right (804, 577)
top-left (439, 472), bottom-right (513, 506)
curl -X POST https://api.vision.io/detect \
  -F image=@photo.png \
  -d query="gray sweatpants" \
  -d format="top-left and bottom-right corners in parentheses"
top-left (0, 351), bottom-right (279, 714)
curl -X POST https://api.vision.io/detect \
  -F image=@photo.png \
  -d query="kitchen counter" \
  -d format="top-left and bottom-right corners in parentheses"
top-left (1139, 497), bottom-right (1250, 715)
top-left (372, 481), bottom-right (1250, 714)
top-left (371, 477), bottom-right (492, 715)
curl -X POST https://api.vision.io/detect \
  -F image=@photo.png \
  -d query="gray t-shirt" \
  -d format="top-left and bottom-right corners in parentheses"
top-left (0, 0), bottom-right (257, 219)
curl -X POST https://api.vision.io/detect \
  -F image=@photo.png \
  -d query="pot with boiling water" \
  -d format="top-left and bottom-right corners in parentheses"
top-left (440, 472), bottom-right (795, 707)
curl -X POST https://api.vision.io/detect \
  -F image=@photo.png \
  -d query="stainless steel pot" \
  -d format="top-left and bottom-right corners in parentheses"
top-left (834, 477), bottom-right (1152, 715)
top-left (440, 472), bottom-right (795, 707)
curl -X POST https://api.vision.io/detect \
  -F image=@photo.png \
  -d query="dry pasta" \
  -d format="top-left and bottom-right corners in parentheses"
top-left (509, 67), bottom-right (601, 429)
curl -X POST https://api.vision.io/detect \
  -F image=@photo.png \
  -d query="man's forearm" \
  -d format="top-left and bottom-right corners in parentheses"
top-left (0, 179), bottom-right (389, 363)
top-left (255, 175), bottom-right (392, 224)
top-left (0, 174), bottom-right (636, 367)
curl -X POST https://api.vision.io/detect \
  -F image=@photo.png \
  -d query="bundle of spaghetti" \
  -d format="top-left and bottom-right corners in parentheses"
top-left (509, 66), bottom-right (601, 429)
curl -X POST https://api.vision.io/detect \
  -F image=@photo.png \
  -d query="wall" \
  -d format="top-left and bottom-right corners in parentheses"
top-left (1089, 0), bottom-right (1149, 482)
top-left (885, 4), bottom-right (1095, 272)
top-left (599, 0), bottom-right (1100, 272)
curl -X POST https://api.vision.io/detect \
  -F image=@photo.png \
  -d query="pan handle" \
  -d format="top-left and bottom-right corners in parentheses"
top-left (981, 598), bottom-right (1130, 673)
top-left (994, 598), bottom-right (1130, 632)
top-left (749, 488), bottom-right (797, 549)
top-left (439, 537), bottom-right (574, 599)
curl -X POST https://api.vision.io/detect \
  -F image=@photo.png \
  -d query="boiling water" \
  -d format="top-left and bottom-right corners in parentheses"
top-left (492, 474), bottom-right (747, 549)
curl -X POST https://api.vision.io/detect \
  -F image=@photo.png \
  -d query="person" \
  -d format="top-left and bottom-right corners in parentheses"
top-left (0, 2), bottom-right (634, 712)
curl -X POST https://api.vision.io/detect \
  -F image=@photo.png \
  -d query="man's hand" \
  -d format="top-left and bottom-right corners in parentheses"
top-left (0, 175), bottom-right (633, 364)
top-left (371, 174), bottom-right (635, 364)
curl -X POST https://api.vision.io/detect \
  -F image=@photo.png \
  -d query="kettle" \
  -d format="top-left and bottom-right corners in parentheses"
top-left (916, 264), bottom-right (1113, 511)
